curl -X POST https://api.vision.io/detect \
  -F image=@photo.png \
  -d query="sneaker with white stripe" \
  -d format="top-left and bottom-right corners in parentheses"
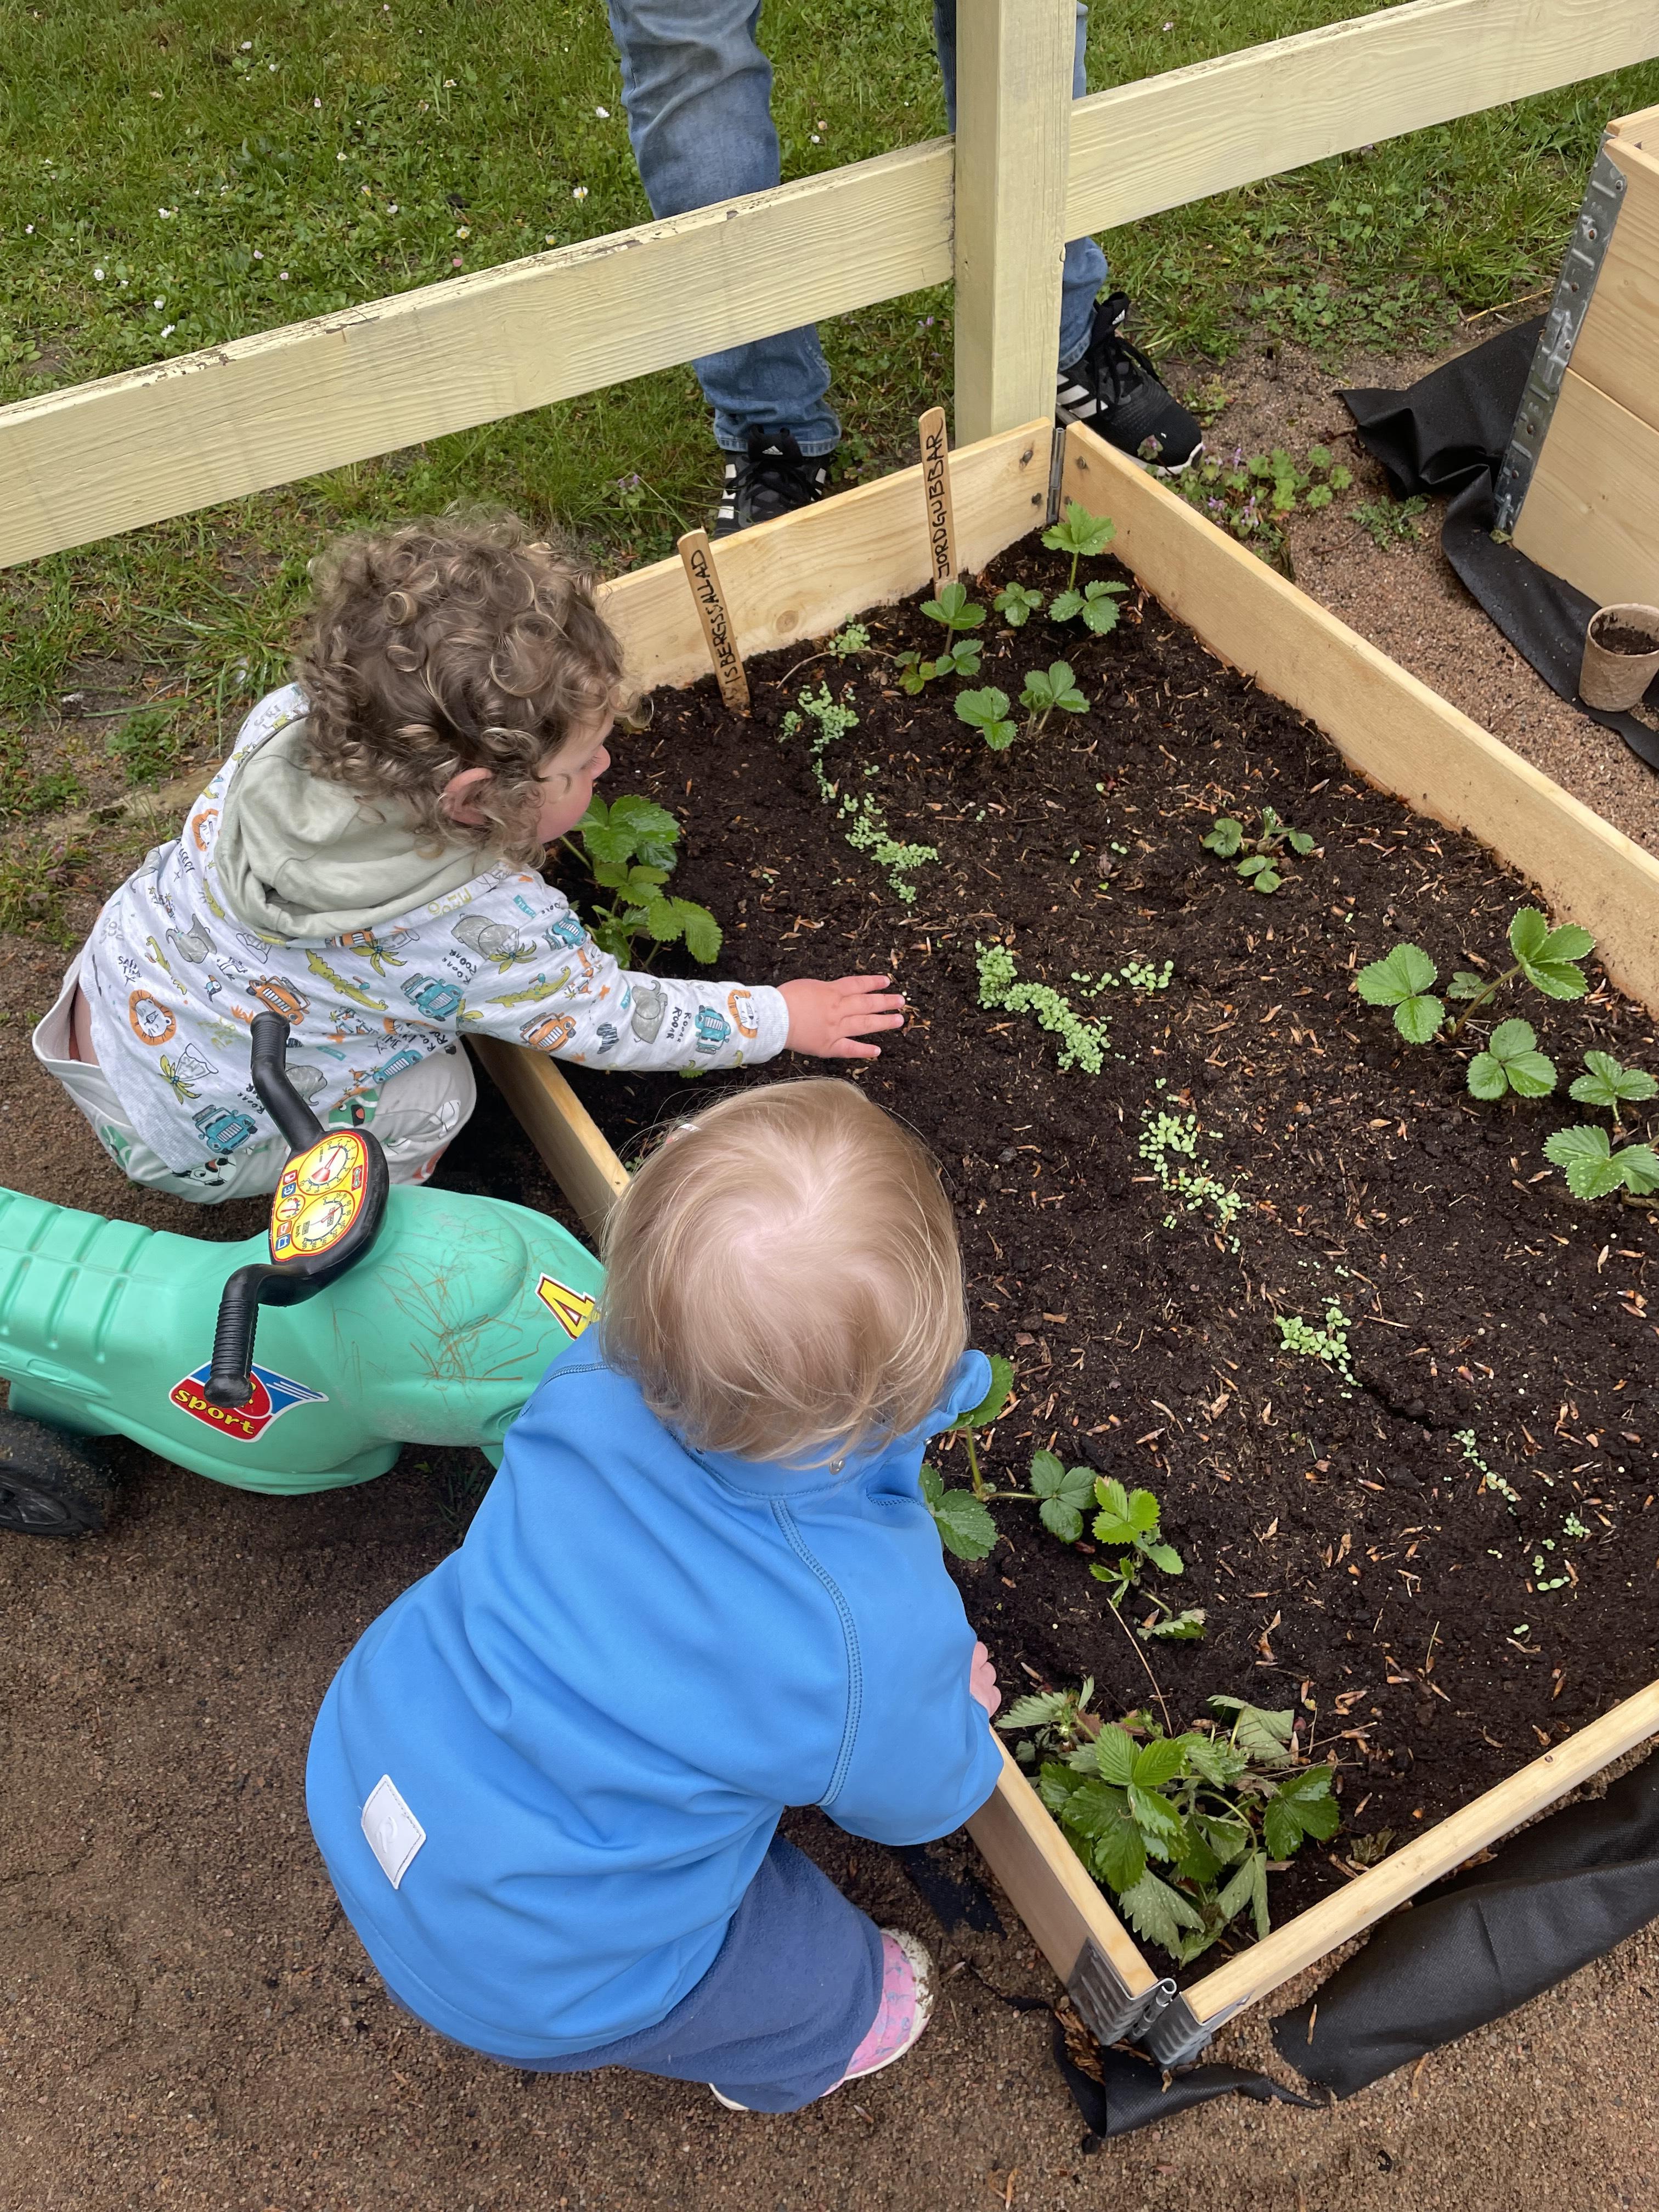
top-left (713, 427), bottom-right (834, 537)
top-left (1057, 292), bottom-right (1204, 473)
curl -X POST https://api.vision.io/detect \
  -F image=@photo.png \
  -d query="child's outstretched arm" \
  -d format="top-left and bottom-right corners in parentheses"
top-left (453, 877), bottom-right (902, 1071)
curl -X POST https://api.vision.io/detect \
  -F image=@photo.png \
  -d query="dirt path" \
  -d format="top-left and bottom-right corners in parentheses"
top-left (6, 330), bottom-right (1659, 2210)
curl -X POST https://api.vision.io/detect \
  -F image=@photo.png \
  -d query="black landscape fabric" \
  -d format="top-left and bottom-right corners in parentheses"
top-left (1051, 2022), bottom-right (1318, 2140)
top-left (1340, 319), bottom-right (1659, 772)
top-left (1271, 1751), bottom-right (1659, 2098)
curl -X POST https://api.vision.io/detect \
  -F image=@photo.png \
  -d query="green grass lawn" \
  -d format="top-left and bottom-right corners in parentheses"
top-left (2, 0), bottom-right (1657, 817)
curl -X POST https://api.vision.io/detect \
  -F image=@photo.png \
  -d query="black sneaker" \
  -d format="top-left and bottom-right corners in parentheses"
top-left (713, 427), bottom-right (833, 537)
top-left (1056, 294), bottom-right (1203, 472)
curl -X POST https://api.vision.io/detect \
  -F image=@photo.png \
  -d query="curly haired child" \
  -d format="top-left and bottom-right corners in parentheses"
top-left (33, 512), bottom-right (903, 1200)
top-left (306, 1079), bottom-right (1003, 2112)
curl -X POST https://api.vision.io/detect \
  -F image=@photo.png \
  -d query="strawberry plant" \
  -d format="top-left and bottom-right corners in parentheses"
top-left (1570, 1049), bottom-right (1657, 1126)
top-left (1041, 502), bottom-right (1130, 635)
top-left (1543, 1125), bottom-right (1659, 1200)
top-left (894, 641), bottom-right (983, 694)
top-left (919, 1355), bottom-right (1015, 1558)
top-left (994, 581), bottom-right (1045, 628)
top-left (998, 1686), bottom-right (1340, 1961)
top-left (920, 579), bottom-right (985, 639)
top-left (955, 686), bottom-right (1017, 751)
top-left (1466, 1018), bottom-right (1556, 1101)
top-left (1200, 804), bottom-right (1315, 894)
top-left (564, 795), bottom-right (723, 966)
top-left (1019, 660), bottom-right (1089, 736)
top-left (1087, 1477), bottom-right (1186, 1607)
top-left (1355, 908), bottom-right (1594, 1071)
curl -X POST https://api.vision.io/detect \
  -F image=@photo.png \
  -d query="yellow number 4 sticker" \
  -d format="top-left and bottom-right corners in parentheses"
top-left (537, 1274), bottom-right (599, 1340)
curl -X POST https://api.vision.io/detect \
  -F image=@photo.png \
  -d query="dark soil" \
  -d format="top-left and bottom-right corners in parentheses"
top-left (506, 528), bottom-right (1659, 1953)
top-left (1592, 618), bottom-right (1659, 657)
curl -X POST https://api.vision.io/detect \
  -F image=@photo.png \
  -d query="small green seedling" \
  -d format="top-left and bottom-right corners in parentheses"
top-left (828, 622), bottom-right (870, 658)
top-left (1025, 1448), bottom-right (1097, 1541)
top-left (1543, 1124), bottom-right (1659, 1201)
top-left (977, 943), bottom-right (1110, 1073)
top-left (1467, 1018), bottom-right (1556, 1101)
top-left (1570, 1051), bottom-right (1657, 1126)
top-left (1019, 661), bottom-right (1089, 735)
top-left (998, 1689), bottom-right (1339, 1962)
top-left (1355, 907), bottom-right (1595, 1059)
top-left (1088, 1477), bottom-right (1184, 1603)
top-left (920, 579), bottom-right (985, 636)
top-left (956, 686), bottom-right (1017, 751)
top-left (1200, 805), bottom-right (1315, 894)
top-left (919, 1357), bottom-right (1015, 1557)
top-left (1041, 502), bottom-right (1130, 634)
top-left (1352, 495), bottom-right (1427, 549)
top-left (566, 795), bottom-right (723, 965)
top-left (994, 581), bottom-right (1045, 628)
top-left (894, 641), bottom-right (983, 694)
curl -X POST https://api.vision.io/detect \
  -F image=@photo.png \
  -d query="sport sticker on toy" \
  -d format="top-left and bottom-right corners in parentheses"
top-left (170, 1359), bottom-right (329, 1441)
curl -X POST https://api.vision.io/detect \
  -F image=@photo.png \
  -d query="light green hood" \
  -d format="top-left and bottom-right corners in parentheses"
top-left (214, 716), bottom-right (489, 940)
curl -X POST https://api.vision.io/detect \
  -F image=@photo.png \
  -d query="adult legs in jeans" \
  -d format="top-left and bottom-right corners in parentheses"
top-left (603, 0), bottom-right (1110, 453)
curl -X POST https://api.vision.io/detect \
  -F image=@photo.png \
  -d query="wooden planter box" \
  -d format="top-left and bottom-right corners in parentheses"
top-left (476, 419), bottom-right (1659, 2061)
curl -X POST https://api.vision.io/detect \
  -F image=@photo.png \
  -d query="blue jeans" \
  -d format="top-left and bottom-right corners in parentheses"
top-left (605, 0), bottom-right (1109, 453)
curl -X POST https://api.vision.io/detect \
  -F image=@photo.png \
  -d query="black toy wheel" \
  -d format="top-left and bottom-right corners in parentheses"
top-left (0, 1414), bottom-right (119, 1536)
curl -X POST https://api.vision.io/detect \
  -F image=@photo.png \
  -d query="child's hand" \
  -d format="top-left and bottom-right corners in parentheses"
top-left (778, 974), bottom-right (906, 1060)
top-left (969, 1640), bottom-right (1001, 1718)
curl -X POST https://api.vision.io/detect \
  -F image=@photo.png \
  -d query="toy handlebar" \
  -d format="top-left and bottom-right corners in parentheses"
top-left (203, 1015), bottom-right (391, 1408)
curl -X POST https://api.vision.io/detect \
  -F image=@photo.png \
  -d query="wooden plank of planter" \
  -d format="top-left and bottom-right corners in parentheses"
top-left (1182, 1674), bottom-right (1659, 2036)
top-left (470, 1039), bottom-right (630, 1243)
top-left (966, 1737), bottom-right (1163, 2031)
top-left (595, 418), bottom-right (1053, 693)
top-left (473, 1043), bottom-right (1160, 2026)
top-left (1064, 0), bottom-right (1659, 236)
top-left (1511, 371), bottom-right (1659, 615)
top-left (1058, 421), bottom-right (1659, 1015)
top-left (0, 138), bottom-right (952, 569)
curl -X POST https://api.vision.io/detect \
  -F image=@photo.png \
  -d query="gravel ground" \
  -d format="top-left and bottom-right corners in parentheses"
top-left (5, 330), bottom-right (1659, 2210)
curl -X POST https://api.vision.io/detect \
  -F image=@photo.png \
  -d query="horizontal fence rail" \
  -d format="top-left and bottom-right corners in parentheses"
top-left (1064, 0), bottom-right (1659, 233)
top-left (5, 0), bottom-right (1659, 567)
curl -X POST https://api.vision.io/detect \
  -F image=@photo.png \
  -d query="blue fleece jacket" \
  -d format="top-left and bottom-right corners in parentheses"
top-left (304, 1345), bottom-right (1003, 2062)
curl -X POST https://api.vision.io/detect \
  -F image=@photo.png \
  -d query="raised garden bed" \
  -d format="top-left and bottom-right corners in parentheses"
top-left (473, 422), bottom-right (1659, 2053)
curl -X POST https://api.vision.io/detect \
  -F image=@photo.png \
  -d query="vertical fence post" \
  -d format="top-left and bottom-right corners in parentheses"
top-left (952, 0), bottom-right (1075, 443)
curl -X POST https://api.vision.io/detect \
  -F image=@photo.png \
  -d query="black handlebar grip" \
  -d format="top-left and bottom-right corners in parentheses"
top-left (204, 1263), bottom-right (273, 1407)
top-left (249, 1013), bottom-right (327, 1154)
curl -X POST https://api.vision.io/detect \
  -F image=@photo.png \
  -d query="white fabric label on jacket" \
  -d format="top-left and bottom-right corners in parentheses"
top-left (362, 1774), bottom-right (427, 1889)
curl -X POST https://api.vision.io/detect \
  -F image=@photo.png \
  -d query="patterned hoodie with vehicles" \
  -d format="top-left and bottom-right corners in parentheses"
top-left (77, 686), bottom-right (788, 1172)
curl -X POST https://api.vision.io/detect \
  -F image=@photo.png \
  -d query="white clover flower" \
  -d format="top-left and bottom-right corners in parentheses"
top-left (24, 224), bottom-right (33, 234)
top-left (253, 247), bottom-right (263, 258)
top-left (313, 97), bottom-right (322, 108)
top-left (158, 207), bottom-right (175, 217)
top-left (161, 323), bottom-right (175, 336)
top-left (387, 201), bottom-right (398, 213)
top-left (93, 265), bottom-right (104, 279)
top-left (595, 105), bottom-right (608, 117)
top-left (154, 296), bottom-right (165, 307)
top-left (240, 40), bottom-right (251, 49)
top-left (279, 269), bottom-right (289, 279)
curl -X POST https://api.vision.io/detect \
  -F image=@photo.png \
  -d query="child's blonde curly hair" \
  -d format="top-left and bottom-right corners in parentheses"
top-left (295, 509), bottom-right (631, 866)
top-left (600, 1079), bottom-right (969, 1467)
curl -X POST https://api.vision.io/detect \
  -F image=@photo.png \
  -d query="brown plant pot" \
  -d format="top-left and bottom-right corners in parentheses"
top-left (1579, 603), bottom-right (1659, 712)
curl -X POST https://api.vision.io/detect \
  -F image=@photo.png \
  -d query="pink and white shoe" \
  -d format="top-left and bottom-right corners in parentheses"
top-left (709, 1929), bottom-right (935, 2111)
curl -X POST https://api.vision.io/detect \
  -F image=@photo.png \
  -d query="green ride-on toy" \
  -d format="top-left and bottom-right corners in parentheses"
top-left (0, 1014), bottom-right (605, 1536)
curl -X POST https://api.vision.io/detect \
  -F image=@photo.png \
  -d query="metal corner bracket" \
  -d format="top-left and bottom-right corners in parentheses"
top-left (1493, 136), bottom-right (1628, 533)
top-left (1065, 1940), bottom-right (1177, 2048)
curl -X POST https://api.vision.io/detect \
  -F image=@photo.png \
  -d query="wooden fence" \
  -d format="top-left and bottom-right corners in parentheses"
top-left (4, 0), bottom-right (1659, 569)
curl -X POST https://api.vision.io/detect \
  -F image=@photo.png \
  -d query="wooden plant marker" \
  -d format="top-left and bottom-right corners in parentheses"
top-left (676, 529), bottom-right (750, 714)
top-left (918, 405), bottom-right (958, 587)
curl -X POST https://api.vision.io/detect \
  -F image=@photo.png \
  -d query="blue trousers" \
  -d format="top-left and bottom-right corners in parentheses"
top-left (387, 1833), bottom-right (885, 2114)
top-left (604, 0), bottom-right (1110, 452)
